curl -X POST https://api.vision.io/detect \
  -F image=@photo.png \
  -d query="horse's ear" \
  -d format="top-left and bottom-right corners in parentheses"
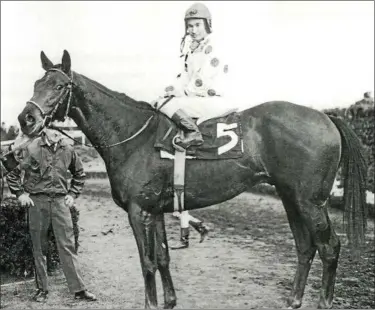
top-left (41, 51), bottom-right (53, 71)
top-left (61, 50), bottom-right (71, 74)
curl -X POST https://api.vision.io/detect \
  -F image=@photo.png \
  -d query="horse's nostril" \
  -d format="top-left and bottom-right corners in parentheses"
top-left (25, 113), bottom-right (35, 123)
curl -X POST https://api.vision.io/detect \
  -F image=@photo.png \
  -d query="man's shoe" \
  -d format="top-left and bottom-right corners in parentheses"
top-left (75, 290), bottom-right (97, 301)
top-left (32, 289), bottom-right (48, 302)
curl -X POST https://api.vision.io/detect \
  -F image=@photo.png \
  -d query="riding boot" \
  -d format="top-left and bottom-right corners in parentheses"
top-left (189, 220), bottom-right (209, 243)
top-left (171, 109), bottom-right (204, 149)
top-left (170, 227), bottom-right (189, 250)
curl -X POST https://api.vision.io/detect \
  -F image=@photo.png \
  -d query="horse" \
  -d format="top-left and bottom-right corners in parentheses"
top-left (16, 50), bottom-right (367, 309)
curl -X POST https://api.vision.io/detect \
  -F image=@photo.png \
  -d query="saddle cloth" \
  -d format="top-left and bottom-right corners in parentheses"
top-left (154, 112), bottom-right (244, 160)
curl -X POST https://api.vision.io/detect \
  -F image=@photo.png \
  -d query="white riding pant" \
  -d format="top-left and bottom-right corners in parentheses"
top-left (173, 211), bottom-right (201, 228)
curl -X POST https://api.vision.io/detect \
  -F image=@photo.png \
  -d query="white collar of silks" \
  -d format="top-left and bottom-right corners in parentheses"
top-left (183, 33), bottom-right (213, 54)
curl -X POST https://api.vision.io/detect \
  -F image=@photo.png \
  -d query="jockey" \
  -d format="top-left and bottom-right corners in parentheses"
top-left (153, 2), bottom-right (230, 149)
top-left (153, 2), bottom-right (230, 250)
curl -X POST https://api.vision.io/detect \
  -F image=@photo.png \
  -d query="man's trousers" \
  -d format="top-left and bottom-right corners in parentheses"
top-left (28, 194), bottom-right (85, 293)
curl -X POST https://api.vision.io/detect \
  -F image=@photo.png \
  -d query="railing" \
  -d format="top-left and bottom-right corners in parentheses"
top-left (0, 140), bottom-right (15, 147)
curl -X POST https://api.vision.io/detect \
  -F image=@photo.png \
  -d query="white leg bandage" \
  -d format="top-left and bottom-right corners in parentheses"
top-left (180, 211), bottom-right (190, 229)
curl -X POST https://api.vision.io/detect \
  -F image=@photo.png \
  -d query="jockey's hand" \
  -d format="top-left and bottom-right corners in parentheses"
top-left (64, 194), bottom-right (75, 208)
top-left (150, 96), bottom-right (164, 109)
top-left (18, 193), bottom-right (34, 208)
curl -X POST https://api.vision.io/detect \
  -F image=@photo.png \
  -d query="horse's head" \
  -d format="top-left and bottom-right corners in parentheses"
top-left (18, 50), bottom-right (74, 136)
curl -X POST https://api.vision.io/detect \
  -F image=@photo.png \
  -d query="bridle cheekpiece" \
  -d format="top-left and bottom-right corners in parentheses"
top-left (26, 68), bottom-right (74, 128)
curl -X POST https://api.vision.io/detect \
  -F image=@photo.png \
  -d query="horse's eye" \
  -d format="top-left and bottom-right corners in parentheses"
top-left (56, 85), bottom-right (64, 90)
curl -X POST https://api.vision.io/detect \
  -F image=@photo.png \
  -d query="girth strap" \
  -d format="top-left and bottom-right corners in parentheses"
top-left (173, 130), bottom-right (186, 212)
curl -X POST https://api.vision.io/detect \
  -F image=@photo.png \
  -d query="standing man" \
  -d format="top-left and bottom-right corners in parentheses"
top-left (6, 128), bottom-right (96, 302)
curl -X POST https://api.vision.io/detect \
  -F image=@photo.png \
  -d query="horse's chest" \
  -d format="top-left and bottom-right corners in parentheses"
top-left (109, 158), bottom-right (170, 205)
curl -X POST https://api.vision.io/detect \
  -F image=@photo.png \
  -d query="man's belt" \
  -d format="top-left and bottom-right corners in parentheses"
top-left (29, 192), bottom-right (66, 198)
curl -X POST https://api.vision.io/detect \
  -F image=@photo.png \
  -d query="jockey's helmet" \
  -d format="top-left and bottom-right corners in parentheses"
top-left (184, 2), bottom-right (212, 34)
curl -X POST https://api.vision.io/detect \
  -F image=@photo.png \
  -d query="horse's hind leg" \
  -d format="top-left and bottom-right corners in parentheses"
top-left (128, 202), bottom-right (158, 309)
top-left (278, 193), bottom-right (317, 309)
top-left (296, 197), bottom-right (340, 309)
top-left (314, 202), bottom-right (341, 309)
top-left (155, 213), bottom-right (177, 309)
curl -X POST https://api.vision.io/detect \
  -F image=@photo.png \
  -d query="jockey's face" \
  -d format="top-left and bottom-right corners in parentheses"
top-left (186, 18), bottom-right (208, 41)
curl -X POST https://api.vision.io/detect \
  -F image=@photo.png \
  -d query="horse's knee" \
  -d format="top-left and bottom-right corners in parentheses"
top-left (297, 251), bottom-right (315, 266)
top-left (143, 259), bottom-right (158, 275)
top-left (318, 240), bottom-right (340, 268)
top-left (157, 256), bottom-right (170, 270)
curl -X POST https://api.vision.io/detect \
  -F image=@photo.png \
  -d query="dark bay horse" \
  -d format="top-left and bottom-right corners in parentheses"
top-left (17, 50), bottom-right (367, 309)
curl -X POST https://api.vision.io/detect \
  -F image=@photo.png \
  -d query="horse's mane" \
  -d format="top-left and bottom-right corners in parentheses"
top-left (77, 73), bottom-right (153, 111)
top-left (52, 65), bottom-right (154, 112)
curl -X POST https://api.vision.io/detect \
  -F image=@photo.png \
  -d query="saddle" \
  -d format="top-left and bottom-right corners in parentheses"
top-left (154, 111), bottom-right (244, 213)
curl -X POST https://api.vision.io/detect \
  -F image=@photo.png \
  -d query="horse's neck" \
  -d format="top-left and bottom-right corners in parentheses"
top-left (69, 72), bottom-right (154, 157)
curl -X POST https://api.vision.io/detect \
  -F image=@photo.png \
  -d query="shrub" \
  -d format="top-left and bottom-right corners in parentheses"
top-left (0, 196), bottom-right (79, 277)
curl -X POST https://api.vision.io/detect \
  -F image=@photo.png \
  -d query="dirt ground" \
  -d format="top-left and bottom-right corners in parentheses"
top-left (1, 179), bottom-right (374, 309)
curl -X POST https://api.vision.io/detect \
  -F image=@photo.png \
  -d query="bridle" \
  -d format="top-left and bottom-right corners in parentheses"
top-left (26, 68), bottom-right (75, 129)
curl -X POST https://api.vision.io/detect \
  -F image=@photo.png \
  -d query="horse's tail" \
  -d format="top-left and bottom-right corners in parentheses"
top-left (328, 115), bottom-right (368, 252)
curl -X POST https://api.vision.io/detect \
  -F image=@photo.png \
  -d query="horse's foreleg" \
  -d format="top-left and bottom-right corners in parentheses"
top-left (128, 203), bottom-right (158, 309)
top-left (279, 194), bottom-right (317, 309)
top-left (155, 213), bottom-right (177, 309)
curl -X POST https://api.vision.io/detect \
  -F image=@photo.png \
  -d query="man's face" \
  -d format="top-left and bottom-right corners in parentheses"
top-left (186, 18), bottom-right (208, 41)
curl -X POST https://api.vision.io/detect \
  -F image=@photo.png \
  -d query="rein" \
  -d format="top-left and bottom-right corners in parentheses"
top-left (50, 114), bottom-right (154, 149)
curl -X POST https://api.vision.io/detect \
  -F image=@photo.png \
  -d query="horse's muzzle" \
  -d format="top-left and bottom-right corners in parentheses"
top-left (18, 108), bottom-right (43, 137)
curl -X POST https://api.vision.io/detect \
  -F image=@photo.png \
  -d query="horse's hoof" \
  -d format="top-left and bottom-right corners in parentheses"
top-left (287, 297), bottom-right (301, 309)
top-left (317, 301), bottom-right (333, 309)
top-left (164, 299), bottom-right (177, 309)
top-left (291, 300), bottom-right (302, 309)
top-left (317, 297), bottom-right (333, 309)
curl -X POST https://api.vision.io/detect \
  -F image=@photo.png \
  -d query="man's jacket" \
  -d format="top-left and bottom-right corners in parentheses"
top-left (6, 134), bottom-right (85, 198)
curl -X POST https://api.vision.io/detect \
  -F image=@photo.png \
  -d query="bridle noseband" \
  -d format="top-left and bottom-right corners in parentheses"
top-left (26, 68), bottom-right (74, 129)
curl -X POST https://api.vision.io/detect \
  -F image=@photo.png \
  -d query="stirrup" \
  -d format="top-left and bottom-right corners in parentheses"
top-left (172, 135), bottom-right (187, 152)
top-left (172, 134), bottom-right (203, 150)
